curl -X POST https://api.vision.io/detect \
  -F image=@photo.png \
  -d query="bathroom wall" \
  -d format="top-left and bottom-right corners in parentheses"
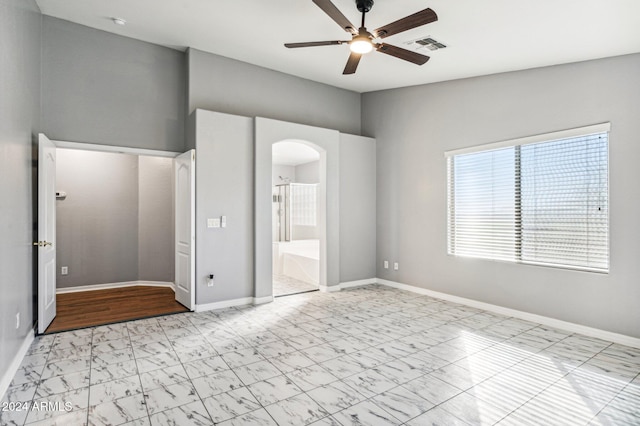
top-left (295, 161), bottom-right (319, 183)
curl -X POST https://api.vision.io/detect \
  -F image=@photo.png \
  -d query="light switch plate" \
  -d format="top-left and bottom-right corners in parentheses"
top-left (207, 218), bottom-right (221, 228)
top-left (221, 216), bottom-right (227, 228)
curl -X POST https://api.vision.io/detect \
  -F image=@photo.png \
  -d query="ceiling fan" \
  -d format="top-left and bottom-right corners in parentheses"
top-left (285, 0), bottom-right (438, 75)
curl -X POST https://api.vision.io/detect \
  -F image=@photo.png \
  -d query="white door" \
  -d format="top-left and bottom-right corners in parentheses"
top-left (37, 134), bottom-right (57, 333)
top-left (174, 150), bottom-right (195, 309)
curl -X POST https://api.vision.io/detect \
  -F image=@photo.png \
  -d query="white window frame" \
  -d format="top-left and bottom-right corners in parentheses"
top-left (445, 123), bottom-right (611, 273)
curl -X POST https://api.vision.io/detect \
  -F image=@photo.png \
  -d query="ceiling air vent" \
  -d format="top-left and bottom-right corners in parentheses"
top-left (408, 36), bottom-right (447, 51)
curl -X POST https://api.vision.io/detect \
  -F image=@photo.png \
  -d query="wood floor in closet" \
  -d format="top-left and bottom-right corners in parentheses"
top-left (45, 286), bottom-right (189, 333)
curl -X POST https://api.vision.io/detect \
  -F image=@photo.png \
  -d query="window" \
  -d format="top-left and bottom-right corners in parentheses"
top-left (447, 124), bottom-right (609, 272)
top-left (291, 183), bottom-right (317, 226)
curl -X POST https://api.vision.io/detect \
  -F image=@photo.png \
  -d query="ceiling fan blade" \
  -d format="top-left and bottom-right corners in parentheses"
top-left (343, 52), bottom-right (362, 75)
top-left (374, 8), bottom-right (438, 39)
top-left (312, 0), bottom-right (357, 34)
top-left (376, 43), bottom-right (430, 65)
top-left (285, 40), bottom-right (345, 48)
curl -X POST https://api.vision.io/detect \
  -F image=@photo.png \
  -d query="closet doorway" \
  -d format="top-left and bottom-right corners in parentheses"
top-left (36, 135), bottom-right (195, 333)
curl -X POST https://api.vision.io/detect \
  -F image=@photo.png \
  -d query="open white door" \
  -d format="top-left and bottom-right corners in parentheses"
top-left (174, 150), bottom-right (195, 310)
top-left (37, 134), bottom-right (57, 333)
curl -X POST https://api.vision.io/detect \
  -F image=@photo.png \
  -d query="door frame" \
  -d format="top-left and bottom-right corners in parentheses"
top-left (37, 138), bottom-right (194, 333)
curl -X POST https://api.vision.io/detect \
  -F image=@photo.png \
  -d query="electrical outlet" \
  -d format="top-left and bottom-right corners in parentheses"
top-left (383, 260), bottom-right (389, 269)
top-left (61, 266), bottom-right (68, 275)
top-left (16, 312), bottom-right (20, 329)
top-left (394, 262), bottom-right (399, 271)
top-left (207, 274), bottom-right (215, 287)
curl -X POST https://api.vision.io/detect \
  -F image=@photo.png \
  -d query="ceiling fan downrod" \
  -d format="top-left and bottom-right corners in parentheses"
top-left (356, 0), bottom-right (373, 29)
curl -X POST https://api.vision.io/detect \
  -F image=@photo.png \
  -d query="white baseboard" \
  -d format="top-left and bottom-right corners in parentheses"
top-left (375, 278), bottom-right (640, 349)
top-left (318, 279), bottom-right (376, 293)
top-left (339, 279), bottom-right (377, 290)
top-left (319, 284), bottom-right (340, 293)
top-left (56, 281), bottom-right (175, 294)
top-left (0, 329), bottom-right (35, 401)
top-left (254, 296), bottom-right (274, 305)
top-left (195, 296), bottom-right (273, 312)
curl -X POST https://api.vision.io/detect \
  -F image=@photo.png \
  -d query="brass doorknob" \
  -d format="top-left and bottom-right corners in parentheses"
top-left (32, 241), bottom-right (53, 247)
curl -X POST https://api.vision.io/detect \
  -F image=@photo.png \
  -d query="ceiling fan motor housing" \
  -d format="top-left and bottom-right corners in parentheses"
top-left (356, 0), bottom-right (374, 13)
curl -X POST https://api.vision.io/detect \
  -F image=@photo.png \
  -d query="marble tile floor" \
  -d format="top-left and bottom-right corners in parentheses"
top-left (272, 275), bottom-right (318, 297)
top-left (1, 284), bottom-right (639, 426)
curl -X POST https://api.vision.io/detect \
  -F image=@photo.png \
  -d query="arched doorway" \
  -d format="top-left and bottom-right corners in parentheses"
top-left (271, 140), bottom-right (324, 296)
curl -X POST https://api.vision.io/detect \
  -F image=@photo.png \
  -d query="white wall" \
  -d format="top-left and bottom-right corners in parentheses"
top-left (362, 53), bottom-right (640, 338)
top-left (272, 165), bottom-right (295, 186)
top-left (295, 161), bottom-right (319, 183)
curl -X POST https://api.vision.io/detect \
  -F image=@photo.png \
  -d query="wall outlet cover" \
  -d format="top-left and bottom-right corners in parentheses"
top-left (394, 262), bottom-right (399, 271)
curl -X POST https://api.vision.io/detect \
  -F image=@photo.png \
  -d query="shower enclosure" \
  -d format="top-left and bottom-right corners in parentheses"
top-left (273, 183), bottom-right (317, 242)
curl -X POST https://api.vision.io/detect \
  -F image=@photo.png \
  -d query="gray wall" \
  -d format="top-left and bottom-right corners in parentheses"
top-left (339, 134), bottom-right (377, 283)
top-left (138, 156), bottom-right (174, 282)
top-left (187, 48), bottom-right (362, 135)
top-left (362, 53), bottom-right (640, 338)
top-left (0, 0), bottom-right (41, 389)
top-left (41, 16), bottom-right (185, 151)
top-left (56, 150), bottom-right (139, 287)
top-left (193, 110), bottom-right (255, 305)
top-left (56, 150), bottom-right (174, 288)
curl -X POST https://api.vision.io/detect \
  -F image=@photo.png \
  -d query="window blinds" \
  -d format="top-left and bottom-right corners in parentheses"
top-left (447, 127), bottom-right (609, 272)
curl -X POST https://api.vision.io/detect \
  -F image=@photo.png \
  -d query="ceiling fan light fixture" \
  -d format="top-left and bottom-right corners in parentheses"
top-left (350, 37), bottom-right (373, 54)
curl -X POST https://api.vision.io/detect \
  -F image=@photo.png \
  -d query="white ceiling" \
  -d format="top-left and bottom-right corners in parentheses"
top-left (36, 0), bottom-right (640, 93)
top-left (272, 141), bottom-right (320, 166)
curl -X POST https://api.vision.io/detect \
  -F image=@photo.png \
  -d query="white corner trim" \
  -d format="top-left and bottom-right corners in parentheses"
top-left (56, 281), bottom-right (175, 294)
top-left (0, 329), bottom-right (35, 401)
top-left (375, 278), bottom-right (640, 349)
